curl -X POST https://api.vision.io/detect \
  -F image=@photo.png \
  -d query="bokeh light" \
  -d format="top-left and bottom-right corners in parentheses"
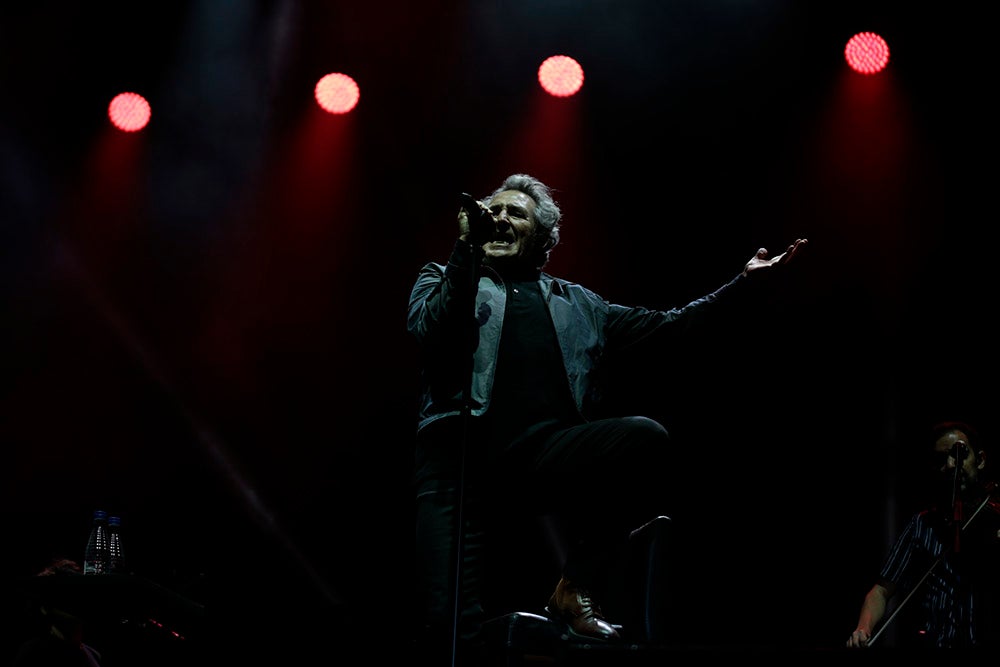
top-left (844, 32), bottom-right (890, 75)
top-left (538, 55), bottom-right (584, 97)
top-left (108, 92), bottom-right (151, 132)
top-left (315, 73), bottom-right (360, 114)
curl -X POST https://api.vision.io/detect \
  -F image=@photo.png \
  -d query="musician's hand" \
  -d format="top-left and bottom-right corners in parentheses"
top-left (458, 195), bottom-right (493, 245)
top-left (846, 628), bottom-right (871, 648)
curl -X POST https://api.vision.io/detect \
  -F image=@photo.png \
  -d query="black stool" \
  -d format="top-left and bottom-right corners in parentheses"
top-left (480, 516), bottom-right (674, 665)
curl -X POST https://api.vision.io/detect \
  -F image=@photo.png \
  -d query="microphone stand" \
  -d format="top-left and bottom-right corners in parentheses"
top-left (449, 207), bottom-right (485, 667)
top-left (952, 448), bottom-right (964, 554)
top-left (868, 482), bottom-right (993, 647)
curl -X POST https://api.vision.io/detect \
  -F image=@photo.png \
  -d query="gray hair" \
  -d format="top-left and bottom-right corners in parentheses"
top-left (487, 173), bottom-right (562, 266)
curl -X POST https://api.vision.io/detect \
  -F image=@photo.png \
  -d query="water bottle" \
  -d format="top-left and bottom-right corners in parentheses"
top-left (108, 515), bottom-right (126, 574)
top-left (83, 509), bottom-right (110, 575)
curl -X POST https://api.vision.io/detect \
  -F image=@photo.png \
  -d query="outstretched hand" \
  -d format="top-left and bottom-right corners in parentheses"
top-left (742, 238), bottom-right (808, 277)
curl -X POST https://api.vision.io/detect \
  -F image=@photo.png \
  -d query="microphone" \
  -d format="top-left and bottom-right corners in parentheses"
top-left (459, 193), bottom-right (489, 217)
top-left (459, 193), bottom-right (493, 242)
top-left (952, 442), bottom-right (967, 467)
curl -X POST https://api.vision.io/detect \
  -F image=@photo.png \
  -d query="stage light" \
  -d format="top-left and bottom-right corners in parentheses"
top-left (538, 55), bottom-right (584, 97)
top-left (844, 32), bottom-right (890, 75)
top-left (315, 73), bottom-right (360, 114)
top-left (108, 92), bottom-right (151, 132)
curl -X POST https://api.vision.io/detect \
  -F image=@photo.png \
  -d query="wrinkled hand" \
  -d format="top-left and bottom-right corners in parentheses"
top-left (458, 195), bottom-right (493, 244)
top-left (742, 238), bottom-right (808, 277)
top-left (458, 208), bottom-right (474, 241)
top-left (846, 628), bottom-right (871, 648)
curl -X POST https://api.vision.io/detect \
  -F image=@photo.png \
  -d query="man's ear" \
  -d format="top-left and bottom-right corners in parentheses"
top-left (977, 449), bottom-right (986, 470)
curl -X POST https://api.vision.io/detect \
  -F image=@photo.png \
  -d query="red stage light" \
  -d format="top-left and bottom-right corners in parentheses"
top-left (108, 92), bottom-right (151, 132)
top-left (315, 73), bottom-right (360, 114)
top-left (844, 32), bottom-right (890, 75)
top-left (538, 55), bottom-right (584, 97)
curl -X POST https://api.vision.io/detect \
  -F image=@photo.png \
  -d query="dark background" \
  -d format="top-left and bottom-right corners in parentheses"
top-left (1, 1), bottom-right (995, 661)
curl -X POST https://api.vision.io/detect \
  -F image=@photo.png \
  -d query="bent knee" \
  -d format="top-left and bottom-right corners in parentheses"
top-left (622, 415), bottom-right (669, 441)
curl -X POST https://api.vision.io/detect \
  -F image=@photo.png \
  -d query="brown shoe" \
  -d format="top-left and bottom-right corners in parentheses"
top-left (544, 577), bottom-right (621, 641)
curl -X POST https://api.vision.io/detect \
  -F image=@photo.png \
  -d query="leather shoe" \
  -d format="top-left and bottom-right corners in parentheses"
top-left (544, 577), bottom-right (621, 641)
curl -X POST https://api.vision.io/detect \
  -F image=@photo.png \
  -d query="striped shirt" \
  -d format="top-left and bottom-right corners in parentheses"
top-left (879, 501), bottom-right (1000, 648)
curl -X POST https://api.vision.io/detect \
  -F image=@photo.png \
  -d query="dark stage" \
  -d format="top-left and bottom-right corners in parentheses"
top-left (2, 1), bottom-right (997, 664)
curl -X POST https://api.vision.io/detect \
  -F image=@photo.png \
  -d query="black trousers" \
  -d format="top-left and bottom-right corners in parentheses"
top-left (413, 415), bottom-right (673, 655)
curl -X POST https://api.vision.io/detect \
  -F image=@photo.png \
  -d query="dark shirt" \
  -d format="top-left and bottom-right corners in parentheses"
top-left (484, 278), bottom-right (580, 456)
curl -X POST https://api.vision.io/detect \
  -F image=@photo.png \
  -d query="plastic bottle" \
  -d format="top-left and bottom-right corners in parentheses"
top-left (108, 515), bottom-right (126, 574)
top-left (83, 509), bottom-right (110, 575)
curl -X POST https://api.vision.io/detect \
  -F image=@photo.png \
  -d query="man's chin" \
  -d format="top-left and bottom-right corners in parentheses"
top-left (482, 249), bottom-right (527, 271)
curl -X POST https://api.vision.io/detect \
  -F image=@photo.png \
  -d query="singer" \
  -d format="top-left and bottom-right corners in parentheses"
top-left (407, 172), bottom-right (808, 662)
top-left (846, 420), bottom-right (1000, 649)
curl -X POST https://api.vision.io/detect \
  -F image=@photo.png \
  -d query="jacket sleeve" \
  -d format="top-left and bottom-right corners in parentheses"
top-left (407, 239), bottom-right (481, 348)
top-left (604, 272), bottom-right (749, 353)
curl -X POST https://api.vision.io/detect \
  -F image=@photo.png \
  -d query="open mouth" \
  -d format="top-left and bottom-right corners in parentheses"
top-left (486, 236), bottom-right (514, 246)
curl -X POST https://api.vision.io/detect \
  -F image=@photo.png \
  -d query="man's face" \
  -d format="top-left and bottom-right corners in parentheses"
top-left (481, 190), bottom-right (541, 269)
top-left (934, 428), bottom-right (980, 488)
